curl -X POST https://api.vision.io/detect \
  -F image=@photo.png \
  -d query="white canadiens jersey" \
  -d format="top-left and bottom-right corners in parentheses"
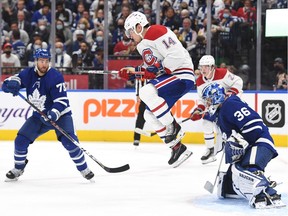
top-left (196, 68), bottom-right (243, 106)
top-left (136, 25), bottom-right (194, 82)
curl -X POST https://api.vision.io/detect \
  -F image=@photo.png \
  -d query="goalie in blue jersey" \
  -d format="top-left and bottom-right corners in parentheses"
top-left (201, 83), bottom-right (285, 209)
top-left (2, 48), bottom-right (94, 181)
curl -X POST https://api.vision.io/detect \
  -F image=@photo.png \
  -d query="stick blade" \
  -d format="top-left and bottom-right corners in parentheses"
top-left (104, 164), bottom-right (130, 173)
top-left (204, 181), bottom-right (214, 194)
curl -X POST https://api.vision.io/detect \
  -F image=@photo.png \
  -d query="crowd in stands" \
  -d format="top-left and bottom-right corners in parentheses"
top-left (0, 0), bottom-right (287, 90)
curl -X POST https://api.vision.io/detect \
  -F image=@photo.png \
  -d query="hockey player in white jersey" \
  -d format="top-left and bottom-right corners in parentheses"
top-left (202, 83), bottom-right (285, 209)
top-left (118, 11), bottom-right (195, 167)
top-left (190, 55), bottom-right (243, 164)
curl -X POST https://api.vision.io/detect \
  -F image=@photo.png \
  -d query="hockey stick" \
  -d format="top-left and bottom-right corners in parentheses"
top-left (74, 70), bottom-right (119, 74)
top-left (204, 150), bottom-right (225, 193)
top-left (134, 117), bottom-right (191, 137)
top-left (18, 93), bottom-right (130, 173)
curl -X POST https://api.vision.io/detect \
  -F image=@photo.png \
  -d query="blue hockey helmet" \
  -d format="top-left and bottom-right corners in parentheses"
top-left (34, 48), bottom-right (51, 59)
top-left (202, 83), bottom-right (226, 115)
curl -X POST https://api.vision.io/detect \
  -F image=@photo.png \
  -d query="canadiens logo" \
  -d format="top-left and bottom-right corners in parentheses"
top-left (265, 103), bottom-right (281, 125)
top-left (142, 48), bottom-right (157, 65)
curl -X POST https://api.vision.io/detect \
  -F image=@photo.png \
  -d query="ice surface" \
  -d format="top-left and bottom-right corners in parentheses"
top-left (0, 141), bottom-right (287, 216)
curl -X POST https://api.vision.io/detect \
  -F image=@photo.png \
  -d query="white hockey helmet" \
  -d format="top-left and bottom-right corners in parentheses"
top-left (124, 11), bottom-right (149, 38)
top-left (199, 55), bottom-right (215, 66)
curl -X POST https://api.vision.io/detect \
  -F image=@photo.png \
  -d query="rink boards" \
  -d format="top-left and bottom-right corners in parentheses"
top-left (0, 90), bottom-right (287, 147)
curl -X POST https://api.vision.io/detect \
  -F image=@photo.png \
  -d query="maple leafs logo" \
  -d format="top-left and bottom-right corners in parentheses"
top-left (28, 89), bottom-right (46, 111)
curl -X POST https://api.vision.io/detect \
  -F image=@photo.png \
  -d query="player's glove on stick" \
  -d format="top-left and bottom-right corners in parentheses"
top-left (2, 76), bottom-right (21, 96)
top-left (145, 61), bottom-right (169, 79)
top-left (118, 67), bottom-right (137, 81)
top-left (190, 104), bottom-right (205, 121)
top-left (40, 108), bottom-right (60, 126)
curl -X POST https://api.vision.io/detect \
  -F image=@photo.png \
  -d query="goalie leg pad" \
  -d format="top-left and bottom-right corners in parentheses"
top-left (217, 166), bottom-right (241, 199)
top-left (231, 163), bottom-right (277, 203)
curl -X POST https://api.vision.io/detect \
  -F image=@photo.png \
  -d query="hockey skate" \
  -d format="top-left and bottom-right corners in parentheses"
top-left (201, 147), bottom-right (217, 164)
top-left (168, 142), bottom-right (192, 168)
top-left (133, 140), bottom-right (140, 146)
top-left (81, 168), bottom-right (95, 181)
top-left (251, 193), bottom-right (286, 209)
top-left (165, 119), bottom-right (182, 144)
top-left (5, 159), bottom-right (28, 182)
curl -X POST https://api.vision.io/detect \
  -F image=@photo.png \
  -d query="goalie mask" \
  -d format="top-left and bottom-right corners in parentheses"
top-left (124, 11), bottom-right (149, 39)
top-left (202, 83), bottom-right (226, 115)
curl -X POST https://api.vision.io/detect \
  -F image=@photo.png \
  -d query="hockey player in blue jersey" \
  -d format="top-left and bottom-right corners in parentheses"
top-left (201, 83), bottom-right (285, 209)
top-left (2, 48), bottom-right (94, 181)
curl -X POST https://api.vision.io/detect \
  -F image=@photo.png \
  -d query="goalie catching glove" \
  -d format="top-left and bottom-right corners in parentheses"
top-left (190, 104), bottom-right (205, 121)
top-left (40, 108), bottom-right (61, 126)
top-left (2, 76), bottom-right (21, 96)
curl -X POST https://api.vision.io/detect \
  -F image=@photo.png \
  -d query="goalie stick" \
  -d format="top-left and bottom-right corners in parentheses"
top-left (18, 93), bottom-right (130, 173)
top-left (134, 117), bottom-right (190, 137)
top-left (204, 150), bottom-right (225, 193)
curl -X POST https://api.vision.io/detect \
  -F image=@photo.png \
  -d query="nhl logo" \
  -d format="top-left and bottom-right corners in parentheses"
top-left (265, 103), bottom-right (281, 125)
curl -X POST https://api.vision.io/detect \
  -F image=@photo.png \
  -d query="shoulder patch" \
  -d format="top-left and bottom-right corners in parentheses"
top-left (144, 25), bottom-right (168, 40)
top-left (213, 68), bottom-right (227, 80)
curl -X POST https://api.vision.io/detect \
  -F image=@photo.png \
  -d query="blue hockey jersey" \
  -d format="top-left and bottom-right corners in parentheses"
top-left (216, 95), bottom-right (278, 158)
top-left (17, 67), bottom-right (71, 119)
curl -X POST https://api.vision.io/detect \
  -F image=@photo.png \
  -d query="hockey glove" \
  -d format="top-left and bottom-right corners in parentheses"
top-left (190, 104), bottom-right (205, 121)
top-left (2, 76), bottom-right (21, 96)
top-left (145, 61), bottom-right (168, 78)
top-left (118, 67), bottom-right (137, 81)
top-left (225, 134), bottom-right (249, 164)
top-left (40, 109), bottom-right (60, 126)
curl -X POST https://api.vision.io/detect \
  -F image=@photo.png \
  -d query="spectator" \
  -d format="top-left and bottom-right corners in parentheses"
top-left (26, 31), bottom-right (48, 51)
top-left (31, 2), bottom-right (52, 28)
top-left (113, 33), bottom-right (133, 56)
top-left (56, 0), bottom-right (73, 28)
top-left (161, 6), bottom-right (181, 31)
top-left (190, 35), bottom-right (207, 69)
top-left (195, 1), bottom-right (219, 29)
top-left (237, 64), bottom-right (251, 90)
top-left (114, 4), bottom-right (131, 25)
top-left (10, 0), bottom-right (32, 23)
top-left (82, 10), bottom-right (95, 30)
top-left (72, 29), bottom-right (86, 52)
top-left (16, 10), bottom-right (32, 35)
top-left (1, 43), bottom-right (21, 74)
top-left (214, 7), bottom-right (236, 64)
top-left (90, 30), bottom-right (104, 52)
top-left (49, 19), bottom-right (73, 55)
top-left (54, 41), bottom-right (72, 73)
top-left (72, 2), bottom-right (86, 29)
top-left (11, 29), bottom-right (26, 65)
top-left (90, 0), bottom-right (113, 24)
top-left (178, 18), bottom-right (197, 52)
top-left (24, 38), bottom-right (44, 67)
top-left (173, 0), bottom-right (198, 15)
top-left (86, 20), bottom-right (104, 46)
top-left (112, 17), bottom-right (125, 47)
top-left (92, 47), bottom-right (104, 89)
top-left (72, 41), bottom-right (94, 70)
top-left (73, 18), bottom-right (90, 41)
top-left (34, 19), bottom-right (50, 44)
top-left (9, 21), bottom-right (30, 46)
top-left (273, 57), bottom-right (287, 90)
